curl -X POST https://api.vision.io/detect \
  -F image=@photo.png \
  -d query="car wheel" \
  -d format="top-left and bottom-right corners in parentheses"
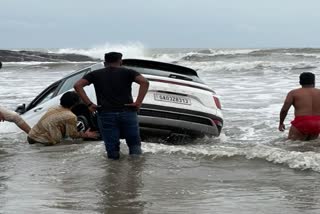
top-left (77, 115), bottom-right (89, 132)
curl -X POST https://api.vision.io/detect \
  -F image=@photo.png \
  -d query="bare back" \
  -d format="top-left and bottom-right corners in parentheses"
top-left (291, 88), bottom-right (320, 116)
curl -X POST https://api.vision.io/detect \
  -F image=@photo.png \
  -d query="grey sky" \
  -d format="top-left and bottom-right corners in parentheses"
top-left (1, 0), bottom-right (320, 48)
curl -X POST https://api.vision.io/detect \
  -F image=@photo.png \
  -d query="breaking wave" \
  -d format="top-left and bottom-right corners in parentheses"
top-left (2, 46), bottom-right (320, 66)
top-left (52, 42), bottom-right (146, 59)
top-left (68, 140), bottom-right (320, 172)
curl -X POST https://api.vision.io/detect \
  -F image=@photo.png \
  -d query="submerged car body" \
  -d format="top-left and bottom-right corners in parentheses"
top-left (17, 59), bottom-right (223, 140)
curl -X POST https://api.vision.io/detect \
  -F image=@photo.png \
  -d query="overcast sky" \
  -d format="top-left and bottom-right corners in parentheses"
top-left (1, 0), bottom-right (320, 49)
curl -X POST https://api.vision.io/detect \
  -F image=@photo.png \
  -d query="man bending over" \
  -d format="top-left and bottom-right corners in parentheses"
top-left (28, 91), bottom-right (97, 145)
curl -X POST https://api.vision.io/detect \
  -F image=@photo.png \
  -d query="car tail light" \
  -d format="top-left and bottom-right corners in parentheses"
top-left (211, 119), bottom-right (222, 127)
top-left (213, 96), bottom-right (222, 109)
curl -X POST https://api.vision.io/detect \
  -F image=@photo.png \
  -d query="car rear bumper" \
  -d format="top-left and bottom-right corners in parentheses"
top-left (138, 104), bottom-right (223, 137)
top-left (139, 115), bottom-right (220, 136)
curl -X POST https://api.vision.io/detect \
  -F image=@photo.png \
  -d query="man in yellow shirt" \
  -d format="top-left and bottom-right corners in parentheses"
top-left (28, 91), bottom-right (97, 145)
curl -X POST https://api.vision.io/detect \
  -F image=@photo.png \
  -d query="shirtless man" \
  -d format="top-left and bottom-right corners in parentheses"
top-left (279, 72), bottom-right (320, 140)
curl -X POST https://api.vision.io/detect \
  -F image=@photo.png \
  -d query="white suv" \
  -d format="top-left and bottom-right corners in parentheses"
top-left (16, 59), bottom-right (223, 140)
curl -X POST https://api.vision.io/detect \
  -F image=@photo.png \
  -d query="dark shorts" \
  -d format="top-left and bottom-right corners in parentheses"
top-left (291, 115), bottom-right (320, 135)
top-left (97, 111), bottom-right (142, 159)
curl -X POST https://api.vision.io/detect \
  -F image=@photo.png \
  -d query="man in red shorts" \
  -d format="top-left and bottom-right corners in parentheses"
top-left (279, 72), bottom-right (320, 140)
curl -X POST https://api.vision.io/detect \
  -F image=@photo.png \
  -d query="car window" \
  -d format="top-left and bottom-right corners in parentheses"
top-left (124, 66), bottom-right (204, 83)
top-left (56, 68), bottom-right (90, 95)
top-left (37, 89), bottom-right (56, 106)
top-left (90, 63), bottom-right (104, 70)
top-left (27, 83), bottom-right (60, 110)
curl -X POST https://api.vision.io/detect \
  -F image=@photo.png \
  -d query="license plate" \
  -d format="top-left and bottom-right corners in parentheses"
top-left (154, 93), bottom-right (191, 105)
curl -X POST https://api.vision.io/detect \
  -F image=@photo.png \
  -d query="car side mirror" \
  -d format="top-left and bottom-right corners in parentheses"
top-left (15, 104), bottom-right (26, 114)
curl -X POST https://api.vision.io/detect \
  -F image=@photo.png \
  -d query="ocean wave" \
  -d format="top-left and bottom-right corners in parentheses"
top-left (181, 49), bottom-right (266, 62)
top-left (2, 47), bottom-right (320, 65)
top-left (285, 53), bottom-right (320, 59)
top-left (179, 60), bottom-right (319, 75)
top-left (52, 42), bottom-right (189, 64)
top-left (67, 140), bottom-right (320, 172)
top-left (180, 49), bottom-right (258, 62)
top-left (51, 42), bottom-right (146, 59)
top-left (179, 48), bottom-right (320, 62)
top-left (250, 48), bottom-right (320, 58)
top-left (181, 48), bottom-right (320, 62)
top-left (3, 61), bottom-right (96, 66)
top-left (291, 64), bottom-right (318, 70)
top-left (142, 143), bottom-right (320, 172)
top-left (148, 53), bottom-right (191, 63)
top-left (198, 48), bottom-right (258, 56)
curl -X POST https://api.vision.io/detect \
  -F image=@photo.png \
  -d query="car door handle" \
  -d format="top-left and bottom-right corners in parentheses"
top-left (34, 107), bottom-right (43, 112)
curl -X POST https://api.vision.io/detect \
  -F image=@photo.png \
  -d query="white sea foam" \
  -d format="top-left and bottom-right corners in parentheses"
top-left (63, 137), bottom-right (320, 172)
top-left (50, 47), bottom-right (258, 63)
top-left (149, 53), bottom-right (185, 63)
top-left (285, 52), bottom-right (320, 59)
top-left (52, 42), bottom-right (146, 59)
top-left (152, 49), bottom-right (259, 67)
top-left (180, 60), bottom-right (320, 77)
top-left (141, 142), bottom-right (320, 172)
top-left (208, 48), bottom-right (258, 56)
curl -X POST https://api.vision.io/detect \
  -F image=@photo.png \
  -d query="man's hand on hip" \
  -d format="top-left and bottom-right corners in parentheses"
top-left (88, 103), bottom-right (98, 113)
top-left (125, 102), bottom-right (142, 110)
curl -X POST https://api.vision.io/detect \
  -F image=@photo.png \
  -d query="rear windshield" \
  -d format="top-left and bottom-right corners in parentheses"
top-left (124, 66), bottom-right (204, 83)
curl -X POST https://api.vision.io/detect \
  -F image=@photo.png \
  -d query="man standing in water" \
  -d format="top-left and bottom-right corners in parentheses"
top-left (279, 72), bottom-right (320, 140)
top-left (74, 52), bottom-right (149, 159)
top-left (0, 61), bottom-right (31, 134)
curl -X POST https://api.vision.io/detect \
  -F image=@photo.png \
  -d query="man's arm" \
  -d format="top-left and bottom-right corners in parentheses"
top-left (126, 75), bottom-right (149, 110)
top-left (65, 118), bottom-right (98, 139)
top-left (279, 91), bottom-right (294, 131)
top-left (74, 79), bottom-right (97, 112)
top-left (135, 75), bottom-right (150, 107)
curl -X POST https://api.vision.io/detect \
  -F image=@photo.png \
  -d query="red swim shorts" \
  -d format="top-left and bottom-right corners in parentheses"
top-left (291, 115), bottom-right (320, 135)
